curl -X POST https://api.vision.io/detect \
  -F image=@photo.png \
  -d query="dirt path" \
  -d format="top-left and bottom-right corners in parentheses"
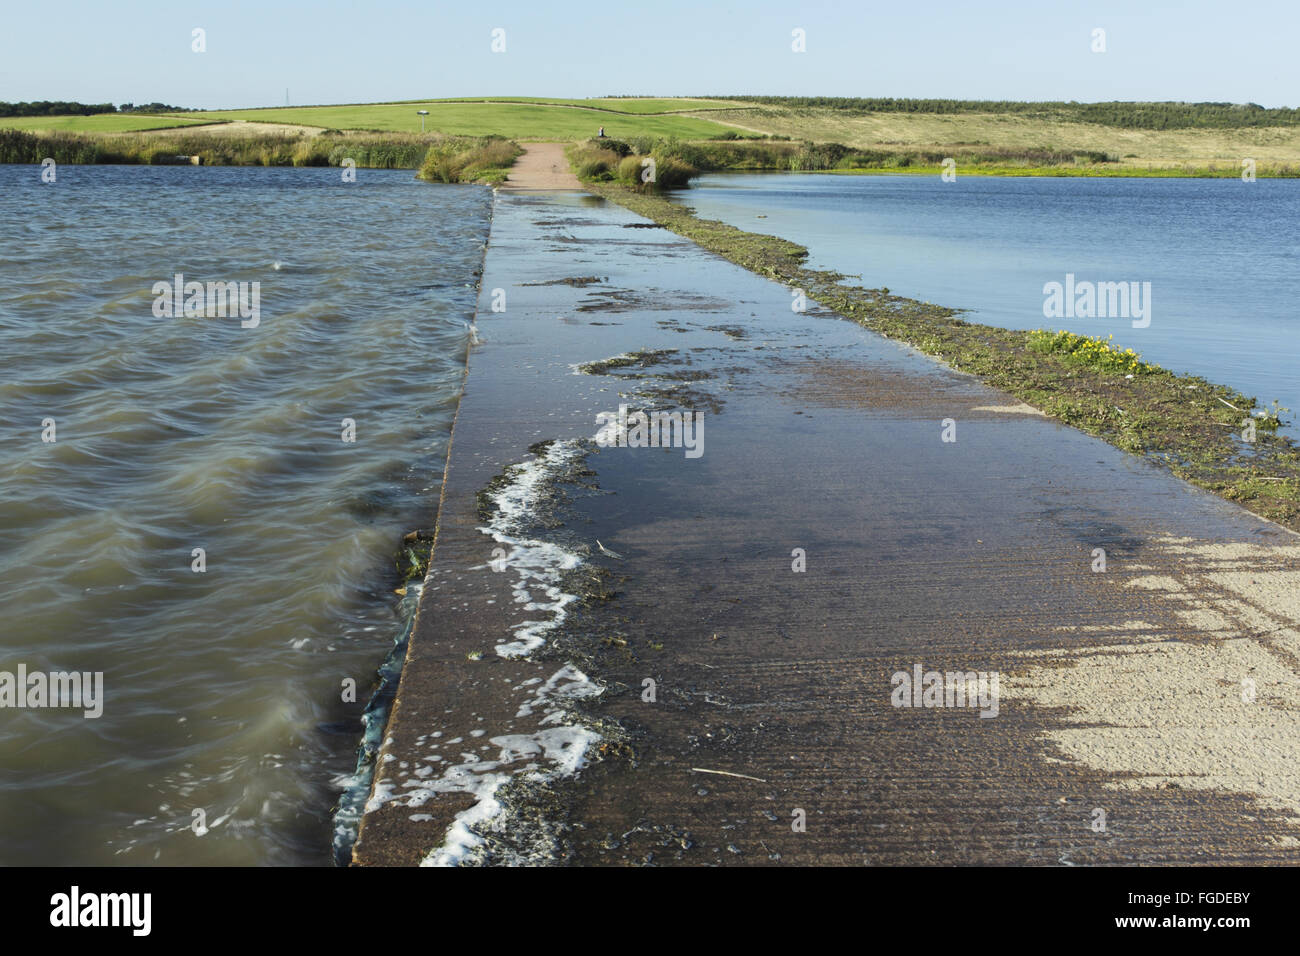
top-left (500, 142), bottom-right (581, 190)
top-left (147, 120), bottom-right (325, 138)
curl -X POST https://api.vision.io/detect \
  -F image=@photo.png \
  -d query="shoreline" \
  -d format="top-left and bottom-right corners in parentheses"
top-left (351, 190), bottom-right (621, 864)
top-left (331, 189), bottom-right (498, 864)
top-left (6, 126), bottom-right (1300, 178)
top-left (0, 128), bottom-right (515, 181)
top-left (770, 165), bottom-right (1299, 179)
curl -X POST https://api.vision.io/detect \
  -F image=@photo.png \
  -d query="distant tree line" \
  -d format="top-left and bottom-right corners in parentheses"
top-left (702, 97), bottom-right (1300, 129)
top-left (1073, 102), bottom-right (1298, 129)
top-left (0, 101), bottom-right (192, 117)
top-left (118, 102), bottom-right (193, 113)
top-left (0, 101), bottom-right (118, 117)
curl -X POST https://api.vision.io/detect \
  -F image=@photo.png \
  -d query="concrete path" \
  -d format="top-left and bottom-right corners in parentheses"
top-left (353, 191), bottom-right (1300, 866)
top-left (500, 142), bottom-right (581, 190)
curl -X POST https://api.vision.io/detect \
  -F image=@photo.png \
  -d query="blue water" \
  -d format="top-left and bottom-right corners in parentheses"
top-left (673, 173), bottom-right (1300, 427)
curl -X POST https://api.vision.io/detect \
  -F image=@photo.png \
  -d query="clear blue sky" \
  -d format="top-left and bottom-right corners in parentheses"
top-left (1, 0), bottom-right (1295, 109)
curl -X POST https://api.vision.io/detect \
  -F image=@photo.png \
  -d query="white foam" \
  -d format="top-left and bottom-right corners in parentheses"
top-left (371, 440), bottom-right (606, 865)
top-left (416, 715), bottom-right (602, 867)
top-left (515, 663), bottom-right (602, 719)
top-left (470, 441), bottom-right (586, 658)
top-left (404, 666), bottom-right (604, 865)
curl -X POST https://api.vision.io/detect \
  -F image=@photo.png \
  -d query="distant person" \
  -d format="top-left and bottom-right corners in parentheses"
top-left (598, 126), bottom-right (605, 138)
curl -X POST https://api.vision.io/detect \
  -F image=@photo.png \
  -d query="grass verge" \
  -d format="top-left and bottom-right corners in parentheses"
top-left (417, 136), bottom-right (522, 184)
top-left (585, 180), bottom-right (1300, 530)
top-left (0, 128), bottom-right (521, 182)
top-left (566, 138), bottom-right (699, 189)
top-left (570, 135), bottom-right (1299, 178)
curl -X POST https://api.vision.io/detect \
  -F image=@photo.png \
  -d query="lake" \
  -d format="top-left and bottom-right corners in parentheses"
top-left (0, 164), bottom-right (490, 865)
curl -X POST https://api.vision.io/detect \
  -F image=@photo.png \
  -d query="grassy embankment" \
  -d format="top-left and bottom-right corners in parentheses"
top-left (0, 99), bottom-right (733, 181)
top-left (417, 137), bottom-right (522, 184)
top-left (9, 96), bottom-right (1300, 176)
top-left (173, 97), bottom-right (1300, 176)
top-left (0, 126), bottom-right (521, 182)
top-left (566, 135), bottom-right (1155, 185)
top-left (570, 132), bottom-right (1300, 180)
top-left (577, 167), bottom-right (1300, 529)
top-left (681, 98), bottom-right (1300, 177)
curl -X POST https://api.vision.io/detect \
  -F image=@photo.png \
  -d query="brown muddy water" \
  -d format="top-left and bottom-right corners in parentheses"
top-left (0, 164), bottom-right (491, 864)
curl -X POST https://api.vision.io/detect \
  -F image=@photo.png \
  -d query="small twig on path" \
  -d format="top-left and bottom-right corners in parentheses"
top-left (690, 767), bottom-right (767, 783)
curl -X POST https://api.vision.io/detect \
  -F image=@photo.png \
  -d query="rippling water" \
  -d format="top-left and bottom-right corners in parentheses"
top-left (673, 173), bottom-right (1300, 430)
top-left (0, 164), bottom-right (492, 865)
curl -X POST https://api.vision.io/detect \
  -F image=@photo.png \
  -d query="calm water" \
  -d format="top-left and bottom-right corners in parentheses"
top-left (673, 173), bottom-right (1300, 429)
top-left (0, 165), bottom-right (491, 865)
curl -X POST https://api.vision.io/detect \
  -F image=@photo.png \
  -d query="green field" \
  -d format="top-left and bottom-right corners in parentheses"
top-left (172, 100), bottom-right (735, 139)
top-left (0, 113), bottom-right (211, 133)
top-left (412, 97), bottom-right (738, 114)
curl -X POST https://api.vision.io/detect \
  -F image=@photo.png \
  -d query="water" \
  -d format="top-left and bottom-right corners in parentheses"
top-left (0, 164), bottom-right (492, 865)
top-left (672, 173), bottom-right (1300, 428)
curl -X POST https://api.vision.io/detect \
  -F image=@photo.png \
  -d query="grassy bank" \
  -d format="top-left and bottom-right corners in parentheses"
top-left (417, 137), bottom-right (521, 185)
top-left (673, 106), bottom-right (1300, 177)
top-left (566, 139), bottom-right (699, 188)
top-left (0, 128), bottom-right (519, 181)
top-left (822, 163), bottom-right (1300, 178)
top-left (585, 180), bottom-right (1300, 530)
top-left (568, 135), bottom-right (1300, 180)
top-left (13, 96), bottom-right (1300, 176)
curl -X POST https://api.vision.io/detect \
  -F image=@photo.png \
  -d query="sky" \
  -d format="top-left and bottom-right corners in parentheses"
top-left (1, 0), bottom-right (1296, 110)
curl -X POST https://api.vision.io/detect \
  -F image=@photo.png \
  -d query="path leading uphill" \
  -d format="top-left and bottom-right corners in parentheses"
top-left (353, 189), bottom-right (1300, 866)
top-left (500, 142), bottom-right (582, 190)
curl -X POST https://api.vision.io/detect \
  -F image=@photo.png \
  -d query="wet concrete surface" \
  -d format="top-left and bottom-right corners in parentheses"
top-left (353, 190), bottom-right (1300, 866)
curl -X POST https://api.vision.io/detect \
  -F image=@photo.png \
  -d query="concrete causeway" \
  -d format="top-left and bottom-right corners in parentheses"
top-left (352, 189), bottom-right (1300, 866)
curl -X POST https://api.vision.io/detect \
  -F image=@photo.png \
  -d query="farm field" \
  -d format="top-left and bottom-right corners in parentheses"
top-left (171, 100), bottom-right (735, 139)
top-left (0, 112), bottom-right (211, 132)
top-left (684, 105), bottom-right (1300, 169)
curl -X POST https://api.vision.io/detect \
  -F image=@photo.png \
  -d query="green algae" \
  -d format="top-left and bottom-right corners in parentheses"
top-left (576, 348), bottom-right (679, 376)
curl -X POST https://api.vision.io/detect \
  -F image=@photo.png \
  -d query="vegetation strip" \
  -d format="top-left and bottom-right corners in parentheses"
top-left (701, 96), bottom-right (1300, 129)
top-left (566, 133), bottom-right (1300, 181)
top-left (11, 95), bottom-right (1300, 176)
top-left (583, 179), bottom-right (1300, 530)
top-left (0, 127), bottom-right (519, 182)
